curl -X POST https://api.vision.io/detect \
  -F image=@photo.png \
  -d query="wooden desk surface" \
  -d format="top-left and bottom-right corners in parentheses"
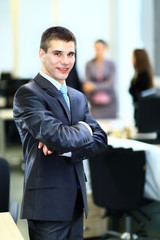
top-left (0, 108), bottom-right (13, 120)
top-left (97, 118), bottom-right (135, 139)
top-left (0, 212), bottom-right (24, 240)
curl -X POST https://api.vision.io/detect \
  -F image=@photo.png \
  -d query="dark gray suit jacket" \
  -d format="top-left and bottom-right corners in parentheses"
top-left (13, 73), bottom-right (107, 221)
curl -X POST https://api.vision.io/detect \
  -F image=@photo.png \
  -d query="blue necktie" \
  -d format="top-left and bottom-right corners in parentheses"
top-left (59, 85), bottom-right (70, 110)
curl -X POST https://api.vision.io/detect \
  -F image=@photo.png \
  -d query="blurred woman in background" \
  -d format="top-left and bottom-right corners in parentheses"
top-left (83, 40), bottom-right (117, 119)
top-left (129, 48), bottom-right (154, 119)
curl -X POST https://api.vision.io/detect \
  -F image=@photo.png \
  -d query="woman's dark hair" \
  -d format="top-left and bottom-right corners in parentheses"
top-left (133, 48), bottom-right (154, 88)
top-left (40, 26), bottom-right (76, 52)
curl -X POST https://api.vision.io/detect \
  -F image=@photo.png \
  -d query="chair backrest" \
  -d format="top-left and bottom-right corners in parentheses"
top-left (89, 146), bottom-right (146, 210)
top-left (0, 158), bottom-right (10, 212)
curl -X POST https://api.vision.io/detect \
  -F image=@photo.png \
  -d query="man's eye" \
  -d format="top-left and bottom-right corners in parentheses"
top-left (68, 53), bottom-right (75, 57)
top-left (54, 52), bottom-right (61, 56)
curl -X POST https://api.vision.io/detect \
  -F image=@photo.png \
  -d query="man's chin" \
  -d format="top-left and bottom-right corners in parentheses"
top-left (59, 73), bottom-right (70, 81)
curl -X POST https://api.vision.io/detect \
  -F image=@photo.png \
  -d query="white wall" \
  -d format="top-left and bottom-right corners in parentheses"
top-left (0, 0), bottom-right (13, 72)
top-left (141, 0), bottom-right (155, 67)
top-left (18, 0), bottom-right (54, 77)
top-left (113, 0), bottom-right (142, 122)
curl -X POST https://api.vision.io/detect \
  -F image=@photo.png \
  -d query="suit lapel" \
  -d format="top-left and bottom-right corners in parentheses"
top-left (34, 74), bottom-right (71, 123)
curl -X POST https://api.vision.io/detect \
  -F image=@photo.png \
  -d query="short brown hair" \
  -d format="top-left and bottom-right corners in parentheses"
top-left (40, 26), bottom-right (76, 52)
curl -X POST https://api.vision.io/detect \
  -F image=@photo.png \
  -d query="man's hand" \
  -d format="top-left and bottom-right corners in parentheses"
top-left (38, 142), bottom-right (53, 155)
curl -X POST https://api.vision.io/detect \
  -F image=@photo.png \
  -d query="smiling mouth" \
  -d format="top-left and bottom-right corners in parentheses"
top-left (57, 67), bottom-right (69, 72)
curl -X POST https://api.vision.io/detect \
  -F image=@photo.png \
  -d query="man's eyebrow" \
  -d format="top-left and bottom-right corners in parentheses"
top-left (69, 51), bottom-right (75, 55)
top-left (53, 50), bottom-right (62, 53)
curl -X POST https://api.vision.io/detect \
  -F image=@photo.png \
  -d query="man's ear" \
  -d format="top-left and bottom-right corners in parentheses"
top-left (39, 48), bottom-right (45, 62)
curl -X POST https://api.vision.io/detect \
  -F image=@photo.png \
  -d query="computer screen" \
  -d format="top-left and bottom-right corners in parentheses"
top-left (3, 78), bottom-right (31, 108)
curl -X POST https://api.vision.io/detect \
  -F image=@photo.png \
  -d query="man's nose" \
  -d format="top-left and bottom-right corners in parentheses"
top-left (61, 55), bottom-right (69, 64)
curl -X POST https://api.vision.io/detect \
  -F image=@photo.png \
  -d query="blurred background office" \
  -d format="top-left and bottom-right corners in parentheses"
top-left (1, 0), bottom-right (160, 239)
top-left (0, 0), bottom-right (160, 123)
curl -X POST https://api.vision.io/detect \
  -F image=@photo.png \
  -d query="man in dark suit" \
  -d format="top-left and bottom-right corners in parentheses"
top-left (13, 26), bottom-right (107, 240)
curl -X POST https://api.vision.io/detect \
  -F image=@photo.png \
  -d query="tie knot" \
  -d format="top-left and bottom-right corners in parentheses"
top-left (60, 85), bottom-right (67, 95)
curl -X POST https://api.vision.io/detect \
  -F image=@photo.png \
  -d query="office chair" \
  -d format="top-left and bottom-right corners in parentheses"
top-left (89, 146), bottom-right (154, 239)
top-left (0, 157), bottom-right (19, 223)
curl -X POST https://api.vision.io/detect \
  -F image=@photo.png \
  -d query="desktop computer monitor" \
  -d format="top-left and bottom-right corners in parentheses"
top-left (135, 89), bottom-right (160, 143)
top-left (4, 78), bottom-right (31, 107)
top-left (1, 72), bottom-right (12, 81)
top-left (2, 78), bottom-right (31, 145)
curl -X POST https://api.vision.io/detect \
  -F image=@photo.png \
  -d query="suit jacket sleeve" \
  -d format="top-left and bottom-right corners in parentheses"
top-left (13, 85), bottom-right (93, 153)
top-left (71, 110), bottom-right (108, 162)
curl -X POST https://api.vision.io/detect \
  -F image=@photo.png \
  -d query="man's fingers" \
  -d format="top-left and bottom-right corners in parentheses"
top-left (38, 142), bottom-right (53, 155)
top-left (48, 150), bottom-right (53, 155)
top-left (43, 145), bottom-right (48, 155)
top-left (38, 142), bottom-right (44, 149)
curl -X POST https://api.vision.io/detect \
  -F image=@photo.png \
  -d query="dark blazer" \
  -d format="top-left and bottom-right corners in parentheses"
top-left (13, 73), bottom-right (107, 221)
top-left (129, 70), bottom-right (151, 103)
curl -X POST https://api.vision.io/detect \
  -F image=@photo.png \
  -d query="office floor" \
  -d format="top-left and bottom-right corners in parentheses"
top-left (8, 147), bottom-right (160, 240)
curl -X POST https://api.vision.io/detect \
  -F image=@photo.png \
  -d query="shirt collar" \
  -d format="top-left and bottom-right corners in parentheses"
top-left (39, 71), bottom-right (66, 90)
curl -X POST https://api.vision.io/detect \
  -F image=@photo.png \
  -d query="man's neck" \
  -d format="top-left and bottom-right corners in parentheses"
top-left (40, 71), bottom-right (66, 90)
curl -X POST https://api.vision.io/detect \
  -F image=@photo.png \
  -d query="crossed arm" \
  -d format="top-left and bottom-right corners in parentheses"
top-left (38, 121), bottom-right (93, 155)
top-left (14, 85), bottom-right (107, 158)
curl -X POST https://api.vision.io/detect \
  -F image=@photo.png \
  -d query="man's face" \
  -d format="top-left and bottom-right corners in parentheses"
top-left (39, 39), bottom-right (75, 83)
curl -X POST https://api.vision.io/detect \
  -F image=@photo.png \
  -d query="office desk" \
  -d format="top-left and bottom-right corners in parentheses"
top-left (97, 118), bottom-right (134, 139)
top-left (84, 119), bottom-right (160, 202)
top-left (0, 212), bottom-right (24, 240)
